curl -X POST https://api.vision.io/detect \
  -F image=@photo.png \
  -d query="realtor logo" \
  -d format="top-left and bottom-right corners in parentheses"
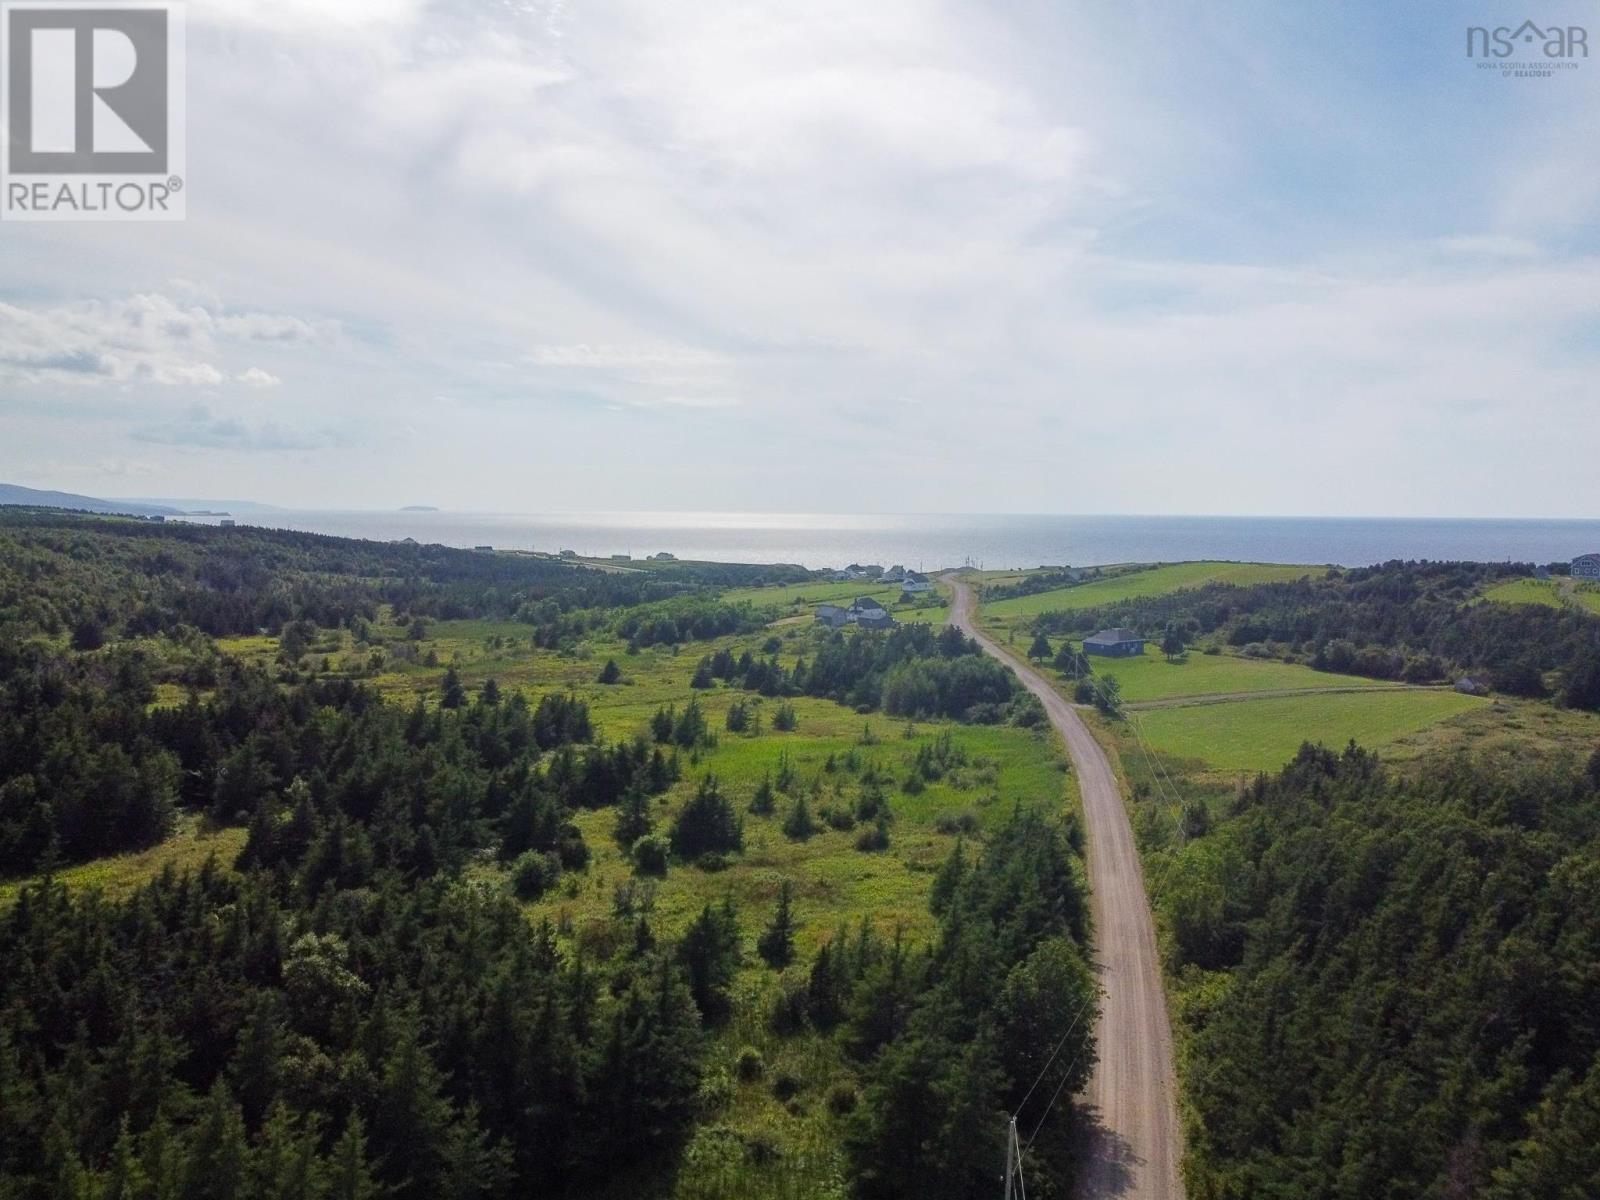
top-left (1466, 19), bottom-right (1587, 79)
top-left (1, 1), bottom-right (185, 220)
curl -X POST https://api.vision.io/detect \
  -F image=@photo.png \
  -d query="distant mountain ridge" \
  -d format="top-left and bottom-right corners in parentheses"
top-left (0, 483), bottom-right (182, 517)
top-left (112, 496), bottom-right (281, 513)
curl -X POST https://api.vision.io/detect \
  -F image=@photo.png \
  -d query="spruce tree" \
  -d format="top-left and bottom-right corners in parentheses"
top-left (758, 881), bottom-right (798, 969)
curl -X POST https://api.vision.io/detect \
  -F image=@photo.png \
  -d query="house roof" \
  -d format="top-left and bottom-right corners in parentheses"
top-left (816, 604), bottom-right (846, 616)
top-left (1575, 553), bottom-right (1600, 563)
top-left (850, 596), bottom-right (887, 612)
top-left (1084, 627), bottom-right (1143, 645)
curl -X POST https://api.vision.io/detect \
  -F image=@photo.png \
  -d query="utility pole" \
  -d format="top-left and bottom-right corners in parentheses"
top-left (1002, 1115), bottom-right (1025, 1199)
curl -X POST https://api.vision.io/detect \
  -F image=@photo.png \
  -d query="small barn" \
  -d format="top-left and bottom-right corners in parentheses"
top-left (815, 604), bottom-right (849, 628)
top-left (1083, 628), bottom-right (1145, 657)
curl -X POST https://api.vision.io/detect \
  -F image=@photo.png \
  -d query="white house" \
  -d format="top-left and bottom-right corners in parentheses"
top-left (901, 571), bottom-right (933, 594)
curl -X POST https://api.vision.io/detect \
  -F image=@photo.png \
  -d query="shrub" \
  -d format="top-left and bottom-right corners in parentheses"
top-left (632, 835), bottom-right (669, 876)
top-left (771, 1072), bottom-right (802, 1102)
top-left (510, 850), bottom-right (560, 900)
top-left (735, 1046), bottom-right (765, 1082)
top-left (819, 805), bottom-right (856, 832)
top-left (826, 1084), bottom-right (859, 1116)
top-left (698, 1067), bottom-right (735, 1114)
top-left (934, 811), bottom-right (980, 836)
top-left (597, 658), bottom-right (622, 684)
top-left (855, 814), bottom-right (891, 852)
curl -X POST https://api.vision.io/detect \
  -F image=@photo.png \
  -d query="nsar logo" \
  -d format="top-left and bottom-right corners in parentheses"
top-left (1, 1), bottom-right (185, 221)
top-left (1466, 19), bottom-right (1587, 58)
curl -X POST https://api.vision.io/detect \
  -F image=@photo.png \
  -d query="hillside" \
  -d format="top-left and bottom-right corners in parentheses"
top-left (0, 482), bottom-right (180, 517)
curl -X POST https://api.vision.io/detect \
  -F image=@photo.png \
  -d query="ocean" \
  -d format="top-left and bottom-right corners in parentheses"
top-left (171, 511), bottom-right (1600, 572)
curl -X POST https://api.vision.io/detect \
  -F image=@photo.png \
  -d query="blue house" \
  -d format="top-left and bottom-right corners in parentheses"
top-left (1083, 628), bottom-right (1145, 657)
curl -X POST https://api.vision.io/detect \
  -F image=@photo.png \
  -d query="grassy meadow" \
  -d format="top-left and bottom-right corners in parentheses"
top-left (1125, 689), bottom-right (1487, 775)
top-left (720, 578), bottom-right (949, 626)
top-left (984, 561), bottom-right (1322, 618)
top-left (1482, 576), bottom-right (1600, 616)
top-left (1041, 641), bottom-right (1390, 703)
top-left (0, 814), bottom-right (247, 907)
top-left (978, 561), bottom-right (1325, 642)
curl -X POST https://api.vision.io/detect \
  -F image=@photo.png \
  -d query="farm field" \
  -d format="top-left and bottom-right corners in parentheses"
top-left (1129, 688), bottom-right (1486, 774)
top-left (1482, 576), bottom-right (1600, 615)
top-left (1053, 642), bottom-right (1389, 703)
top-left (982, 560), bottom-right (1323, 625)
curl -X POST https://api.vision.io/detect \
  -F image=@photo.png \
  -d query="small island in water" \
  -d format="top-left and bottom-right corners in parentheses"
top-left (399, 505), bottom-right (440, 512)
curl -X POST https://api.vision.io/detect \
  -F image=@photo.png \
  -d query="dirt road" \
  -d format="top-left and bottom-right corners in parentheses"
top-left (946, 575), bottom-right (1184, 1200)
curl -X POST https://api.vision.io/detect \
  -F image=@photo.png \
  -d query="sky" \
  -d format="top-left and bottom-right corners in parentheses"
top-left (1, 0), bottom-right (1597, 517)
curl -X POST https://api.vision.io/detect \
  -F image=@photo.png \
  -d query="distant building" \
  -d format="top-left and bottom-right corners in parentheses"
top-left (1083, 628), bottom-right (1145, 657)
top-left (815, 603), bottom-right (849, 628)
top-left (474, 545), bottom-right (493, 552)
top-left (901, 571), bottom-right (933, 594)
top-left (611, 553), bottom-right (632, 561)
top-left (1573, 553), bottom-right (1600, 580)
top-left (559, 549), bottom-right (577, 558)
top-left (219, 519), bottom-right (235, 528)
top-left (147, 514), bottom-right (165, 523)
top-left (832, 564), bottom-right (872, 582)
top-left (850, 596), bottom-right (896, 630)
top-left (816, 597), bottom-right (897, 629)
top-left (1455, 676), bottom-right (1491, 697)
top-left (882, 565), bottom-right (905, 582)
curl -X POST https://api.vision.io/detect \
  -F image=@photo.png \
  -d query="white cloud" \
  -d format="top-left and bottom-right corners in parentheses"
top-left (0, 295), bottom-right (326, 388)
top-left (0, 2), bottom-right (1596, 515)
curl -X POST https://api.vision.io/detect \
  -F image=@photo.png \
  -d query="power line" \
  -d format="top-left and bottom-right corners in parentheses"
top-left (1013, 988), bottom-right (1096, 1121)
top-left (1024, 1031), bottom-right (1096, 1151)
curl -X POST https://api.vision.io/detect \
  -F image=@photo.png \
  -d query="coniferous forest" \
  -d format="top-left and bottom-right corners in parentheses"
top-left (4, 510), bottom-right (1599, 1198)
top-left (0, 512), bottom-right (1095, 1199)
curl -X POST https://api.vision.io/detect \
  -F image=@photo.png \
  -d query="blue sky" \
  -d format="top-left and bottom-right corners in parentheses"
top-left (1, 0), bottom-right (1596, 515)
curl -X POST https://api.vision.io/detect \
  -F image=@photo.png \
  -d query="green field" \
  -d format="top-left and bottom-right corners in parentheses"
top-left (1131, 689), bottom-right (1486, 774)
top-left (1061, 643), bottom-right (1389, 703)
top-left (719, 578), bottom-right (949, 626)
top-left (0, 815), bottom-right (247, 907)
top-left (983, 561), bottom-right (1323, 623)
top-left (1482, 577), bottom-right (1600, 615)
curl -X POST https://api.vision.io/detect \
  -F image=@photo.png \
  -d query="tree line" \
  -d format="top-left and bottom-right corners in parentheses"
top-left (690, 623), bottom-right (1042, 725)
top-left (1165, 742), bottom-right (1600, 1199)
top-left (1029, 560), bottom-right (1600, 706)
